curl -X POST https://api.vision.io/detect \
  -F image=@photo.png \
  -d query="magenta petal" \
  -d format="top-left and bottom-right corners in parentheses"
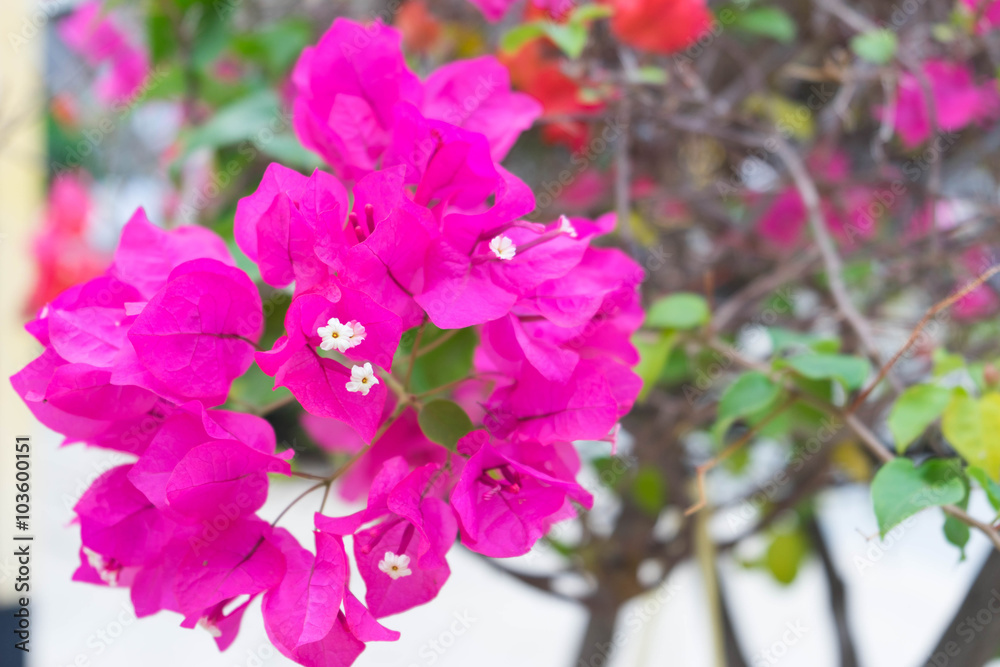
top-left (343, 589), bottom-right (400, 642)
top-left (128, 258), bottom-right (262, 403)
top-left (263, 528), bottom-right (347, 654)
top-left (422, 56), bottom-right (541, 161)
top-left (165, 440), bottom-right (291, 518)
top-left (48, 275), bottom-right (141, 366)
top-left (175, 518), bottom-right (285, 616)
top-left (110, 209), bottom-right (234, 299)
top-left (292, 613), bottom-right (366, 667)
top-left (75, 465), bottom-right (176, 566)
top-left (234, 162), bottom-right (309, 262)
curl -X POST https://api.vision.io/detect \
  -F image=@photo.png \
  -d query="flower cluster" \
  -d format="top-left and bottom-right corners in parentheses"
top-left (13, 17), bottom-right (644, 667)
top-left (58, 0), bottom-right (151, 105)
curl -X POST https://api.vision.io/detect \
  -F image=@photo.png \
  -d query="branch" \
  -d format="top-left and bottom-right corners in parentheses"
top-left (772, 137), bottom-right (896, 390)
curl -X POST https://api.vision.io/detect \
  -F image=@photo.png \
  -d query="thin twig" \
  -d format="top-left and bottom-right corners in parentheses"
top-left (849, 264), bottom-right (1000, 412)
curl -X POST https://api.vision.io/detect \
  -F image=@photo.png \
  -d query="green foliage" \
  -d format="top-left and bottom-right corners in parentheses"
top-left (850, 29), bottom-right (899, 65)
top-left (871, 458), bottom-right (966, 536)
top-left (942, 390), bottom-right (1000, 480)
top-left (407, 327), bottom-right (478, 395)
top-left (645, 293), bottom-right (710, 330)
top-left (633, 331), bottom-right (677, 401)
top-left (231, 18), bottom-right (313, 76)
top-left (185, 89), bottom-right (284, 152)
top-left (782, 353), bottom-right (870, 391)
top-left (767, 328), bottom-right (840, 354)
top-left (967, 466), bottom-right (1000, 511)
top-left (630, 467), bottom-right (667, 516)
top-left (418, 400), bottom-right (473, 450)
top-left (714, 371), bottom-right (782, 442)
top-left (499, 4), bottom-right (610, 58)
top-left (887, 384), bottom-right (952, 454)
top-left (731, 6), bottom-right (798, 43)
top-left (765, 528), bottom-right (809, 585)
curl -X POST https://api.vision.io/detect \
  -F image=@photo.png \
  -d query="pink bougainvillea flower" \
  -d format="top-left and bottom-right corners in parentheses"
top-left (421, 57), bottom-right (542, 162)
top-left (317, 460), bottom-right (457, 618)
top-left (485, 358), bottom-right (640, 443)
top-left (302, 406), bottom-right (449, 503)
top-left (880, 60), bottom-right (1000, 148)
top-left (127, 258), bottom-right (263, 405)
top-left (110, 208), bottom-right (235, 300)
top-left (416, 210), bottom-right (606, 329)
top-left (292, 18), bottom-right (423, 179)
top-left (27, 172), bottom-right (109, 313)
top-left (234, 164), bottom-right (349, 293)
top-left (256, 286), bottom-right (399, 441)
top-left (58, 1), bottom-right (151, 104)
top-left (292, 19), bottom-right (539, 180)
top-left (756, 148), bottom-right (885, 248)
top-left (451, 433), bottom-right (592, 557)
top-left (960, 0), bottom-right (1000, 33)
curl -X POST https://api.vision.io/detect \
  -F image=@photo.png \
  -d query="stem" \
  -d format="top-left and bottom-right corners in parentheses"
top-left (271, 481), bottom-right (328, 528)
top-left (404, 317), bottom-right (428, 390)
top-left (413, 327), bottom-right (460, 358)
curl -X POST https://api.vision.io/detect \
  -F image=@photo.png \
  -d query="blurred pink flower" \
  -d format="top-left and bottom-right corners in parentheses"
top-left (961, 0), bottom-right (1000, 33)
top-left (879, 60), bottom-right (1000, 148)
top-left (58, 1), bottom-right (151, 105)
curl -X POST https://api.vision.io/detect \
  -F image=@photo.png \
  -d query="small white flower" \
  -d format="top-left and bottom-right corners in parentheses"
top-left (318, 318), bottom-right (355, 352)
top-left (346, 362), bottom-right (379, 395)
top-left (198, 618), bottom-right (223, 638)
top-left (557, 215), bottom-right (578, 238)
top-left (489, 234), bottom-right (516, 260)
top-left (378, 551), bottom-right (412, 579)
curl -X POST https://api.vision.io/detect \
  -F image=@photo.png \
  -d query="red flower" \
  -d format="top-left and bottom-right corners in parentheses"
top-left (610, 0), bottom-right (712, 55)
top-left (500, 41), bottom-right (604, 150)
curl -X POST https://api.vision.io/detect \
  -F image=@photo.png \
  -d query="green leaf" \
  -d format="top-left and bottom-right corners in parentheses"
top-left (568, 4), bottom-right (613, 22)
top-left (630, 65), bottom-right (668, 86)
top-left (714, 371), bottom-right (782, 442)
top-left (186, 90), bottom-right (282, 152)
top-left (500, 23), bottom-right (546, 53)
top-left (784, 354), bottom-right (871, 391)
top-left (888, 384), bottom-right (952, 454)
top-left (633, 332), bottom-right (676, 401)
top-left (968, 466), bottom-right (1000, 511)
top-left (259, 134), bottom-right (324, 171)
top-left (630, 467), bottom-right (667, 516)
top-left (871, 458), bottom-right (966, 536)
top-left (646, 293), bottom-right (710, 330)
top-left (418, 400), bottom-right (473, 450)
top-left (850, 29), bottom-right (898, 65)
top-left (407, 326), bottom-right (477, 395)
top-left (933, 349), bottom-right (965, 377)
top-left (943, 515), bottom-right (970, 558)
top-left (231, 18), bottom-right (313, 75)
top-left (768, 328), bottom-right (840, 354)
top-left (765, 530), bottom-right (808, 585)
top-left (732, 7), bottom-right (797, 43)
top-left (541, 22), bottom-right (589, 59)
top-left (942, 391), bottom-right (1000, 479)
top-left (718, 372), bottom-right (782, 422)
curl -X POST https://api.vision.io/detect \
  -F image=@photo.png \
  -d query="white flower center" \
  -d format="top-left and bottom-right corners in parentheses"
top-left (558, 215), bottom-right (578, 238)
top-left (378, 551), bottom-right (413, 579)
top-left (346, 362), bottom-right (379, 396)
top-left (489, 234), bottom-right (516, 260)
top-left (318, 317), bottom-right (367, 353)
